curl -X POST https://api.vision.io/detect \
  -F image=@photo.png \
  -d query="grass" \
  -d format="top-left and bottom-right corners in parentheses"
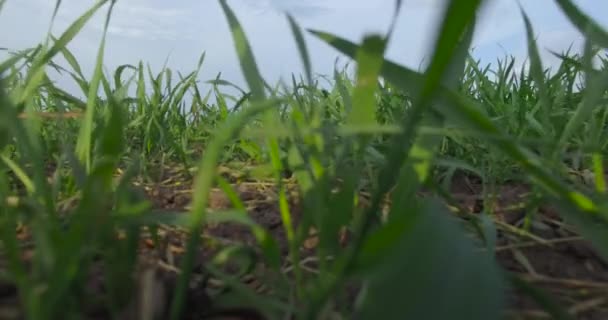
top-left (1, 0), bottom-right (607, 319)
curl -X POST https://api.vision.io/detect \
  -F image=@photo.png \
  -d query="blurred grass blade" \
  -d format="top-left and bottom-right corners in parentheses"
top-left (286, 14), bottom-right (313, 87)
top-left (75, 0), bottom-right (116, 171)
top-left (114, 64), bottom-right (135, 89)
top-left (0, 48), bottom-right (35, 75)
top-left (305, 2), bottom-right (484, 316)
top-left (58, 42), bottom-right (85, 79)
top-left (520, 5), bottom-right (552, 138)
top-left (385, 0), bottom-right (402, 41)
top-left (0, 154), bottom-right (35, 194)
top-left (558, 54), bottom-right (608, 147)
top-left (417, 0), bottom-right (483, 103)
top-left (218, 0), bottom-right (266, 102)
top-left (355, 199), bottom-right (505, 320)
top-left (18, 0), bottom-right (110, 105)
top-left (348, 35), bottom-right (386, 128)
top-left (592, 154), bottom-right (606, 194)
top-left (309, 30), bottom-right (600, 215)
top-left (334, 67), bottom-right (354, 114)
top-left (553, 0), bottom-right (608, 48)
top-left (169, 98), bottom-right (281, 320)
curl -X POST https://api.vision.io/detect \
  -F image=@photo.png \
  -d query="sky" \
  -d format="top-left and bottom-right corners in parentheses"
top-left (0, 0), bottom-right (607, 97)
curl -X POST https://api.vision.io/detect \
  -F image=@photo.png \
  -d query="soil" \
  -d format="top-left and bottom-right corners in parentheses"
top-left (1, 168), bottom-right (607, 319)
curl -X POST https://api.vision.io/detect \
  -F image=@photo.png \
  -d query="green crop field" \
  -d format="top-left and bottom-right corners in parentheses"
top-left (1, 0), bottom-right (607, 319)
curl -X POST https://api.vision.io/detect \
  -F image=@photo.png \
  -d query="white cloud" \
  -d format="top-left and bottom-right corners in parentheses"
top-left (1, 0), bottom-right (607, 97)
top-left (46, 0), bottom-right (198, 41)
top-left (236, 0), bottom-right (329, 19)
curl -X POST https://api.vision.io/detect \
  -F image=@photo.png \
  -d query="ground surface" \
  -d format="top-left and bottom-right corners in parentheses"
top-left (1, 166), bottom-right (607, 319)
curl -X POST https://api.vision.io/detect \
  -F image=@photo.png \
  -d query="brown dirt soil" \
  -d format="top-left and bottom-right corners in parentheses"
top-left (1, 169), bottom-right (608, 319)
top-left (445, 173), bottom-right (608, 320)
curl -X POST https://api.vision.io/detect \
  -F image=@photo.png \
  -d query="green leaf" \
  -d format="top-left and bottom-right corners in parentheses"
top-left (334, 67), bottom-right (354, 114)
top-left (286, 14), bottom-right (313, 87)
top-left (58, 42), bottom-right (85, 79)
top-left (520, 6), bottom-right (553, 138)
top-left (218, 0), bottom-right (266, 102)
top-left (385, 0), bottom-right (403, 41)
top-left (558, 53), bottom-right (608, 147)
top-left (355, 198), bottom-right (505, 320)
top-left (18, 0), bottom-right (110, 105)
top-left (114, 64), bottom-right (136, 89)
top-left (0, 154), bottom-right (35, 194)
top-left (0, 47), bottom-right (35, 75)
top-left (347, 35), bottom-right (386, 127)
top-left (216, 178), bottom-right (282, 269)
top-left (417, 0), bottom-right (482, 103)
top-left (592, 154), bottom-right (606, 193)
top-left (552, 0), bottom-right (608, 48)
top-left (169, 98), bottom-right (281, 319)
top-left (75, 0), bottom-right (116, 172)
top-left (309, 29), bottom-right (601, 217)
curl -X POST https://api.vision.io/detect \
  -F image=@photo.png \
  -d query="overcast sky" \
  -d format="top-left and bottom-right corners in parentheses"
top-left (0, 0), bottom-right (607, 96)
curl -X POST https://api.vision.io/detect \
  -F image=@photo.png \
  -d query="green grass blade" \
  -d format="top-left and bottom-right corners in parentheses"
top-left (286, 14), bottom-right (313, 87)
top-left (0, 154), bottom-right (35, 194)
top-left (75, 0), bottom-right (116, 171)
top-left (114, 64), bottom-right (135, 89)
top-left (553, 0), bottom-right (608, 48)
top-left (355, 198), bottom-right (505, 320)
top-left (558, 46), bottom-right (608, 147)
top-left (592, 153), bottom-right (606, 194)
top-left (310, 30), bottom-right (599, 215)
top-left (334, 67), bottom-right (354, 114)
top-left (218, 0), bottom-right (266, 102)
top-left (58, 42), bottom-right (85, 79)
top-left (520, 6), bottom-right (553, 139)
top-left (0, 48), bottom-right (35, 75)
top-left (385, 0), bottom-right (403, 41)
top-left (169, 98), bottom-right (282, 320)
top-left (18, 0), bottom-right (110, 105)
top-left (347, 35), bottom-right (386, 128)
top-left (417, 0), bottom-right (483, 102)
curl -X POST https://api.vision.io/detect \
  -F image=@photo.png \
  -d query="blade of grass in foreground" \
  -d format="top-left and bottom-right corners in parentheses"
top-left (354, 0), bottom-right (483, 261)
top-left (385, 0), bottom-right (403, 42)
top-left (75, 0), bottom-right (116, 172)
top-left (558, 50), bottom-right (608, 148)
top-left (217, 0), bottom-right (291, 221)
top-left (592, 154), bottom-right (606, 194)
top-left (354, 198), bottom-right (505, 320)
top-left (17, 0), bottom-right (110, 106)
top-left (309, 30), bottom-right (600, 215)
top-left (553, 0), bottom-right (608, 48)
top-left (318, 33), bottom-right (388, 276)
top-left (286, 14), bottom-right (313, 87)
top-left (520, 6), bottom-right (553, 139)
top-left (45, 0), bottom-right (64, 48)
top-left (169, 98), bottom-right (282, 320)
top-left (306, 0), bottom-right (485, 317)
top-left (347, 35), bottom-right (386, 130)
top-left (0, 48), bottom-right (36, 75)
top-left (416, 0), bottom-right (483, 103)
top-left (218, 0), bottom-right (266, 102)
top-left (218, 0), bottom-right (302, 300)
top-left (405, 12), bottom-right (476, 199)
